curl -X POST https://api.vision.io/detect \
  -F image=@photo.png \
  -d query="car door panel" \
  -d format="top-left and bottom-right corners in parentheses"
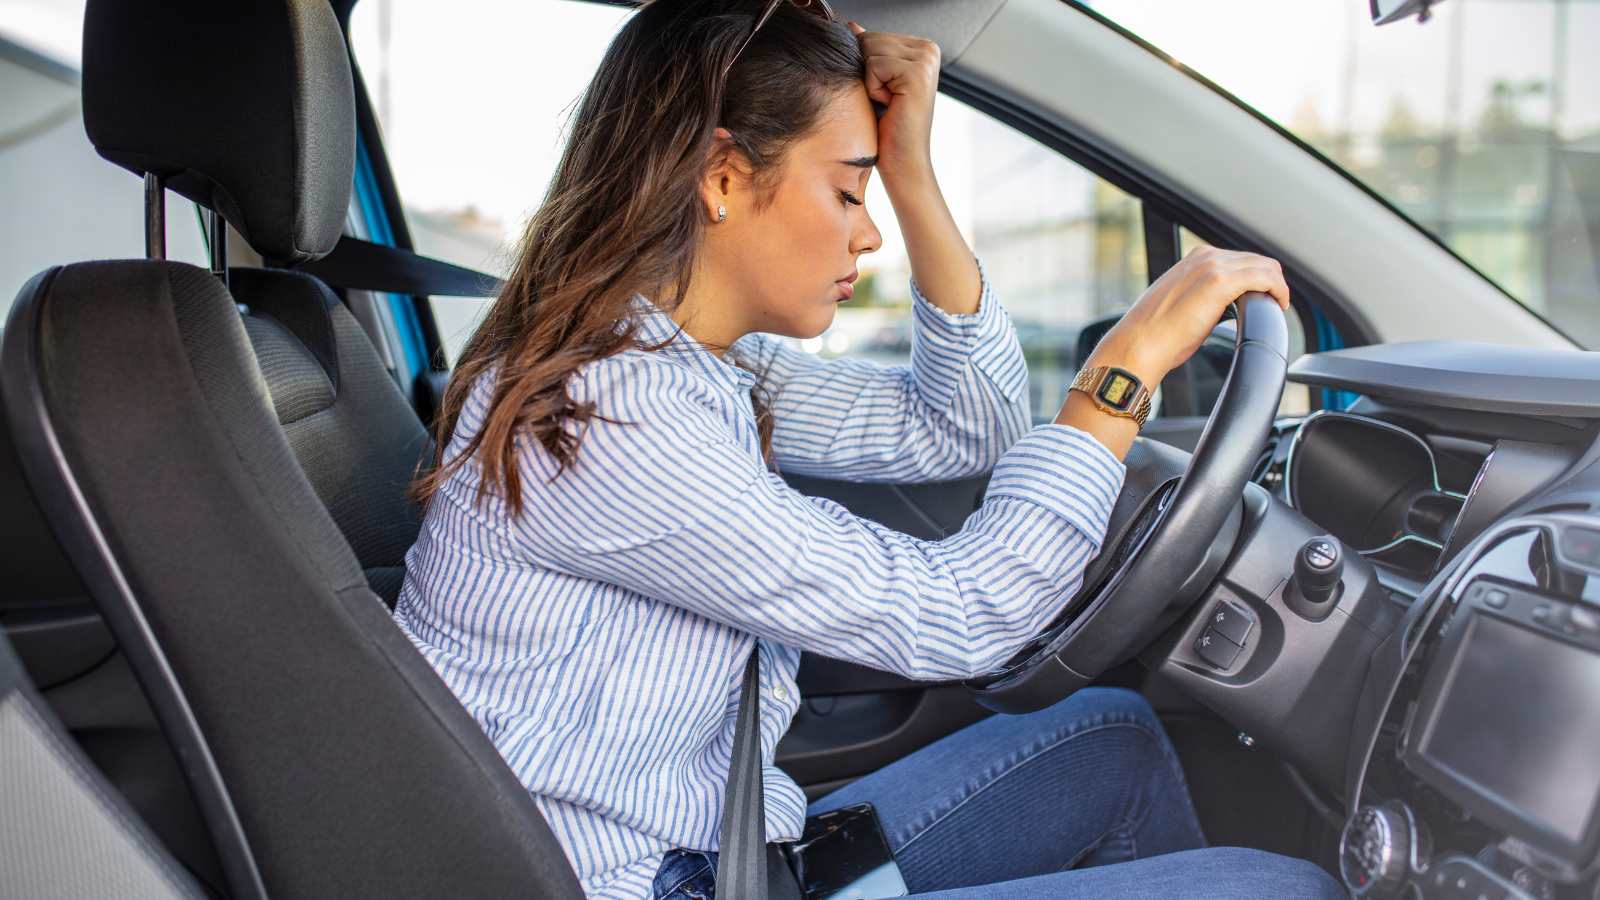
top-left (776, 471), bottom-right (998, 794)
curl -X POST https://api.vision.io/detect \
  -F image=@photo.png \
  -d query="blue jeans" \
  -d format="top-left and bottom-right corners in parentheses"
top-left (653, 687), bottom-right (1343, 899)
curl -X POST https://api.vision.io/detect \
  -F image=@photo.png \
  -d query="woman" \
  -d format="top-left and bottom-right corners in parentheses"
top-left (396, 1), bottom-right (1342, 898)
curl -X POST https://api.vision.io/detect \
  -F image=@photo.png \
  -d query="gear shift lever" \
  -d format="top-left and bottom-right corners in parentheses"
top-left (1291, 536), bottom-right (1344, 607)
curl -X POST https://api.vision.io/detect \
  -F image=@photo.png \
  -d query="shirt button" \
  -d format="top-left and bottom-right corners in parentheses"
top-left (771, 683), bottom-right (787, 701)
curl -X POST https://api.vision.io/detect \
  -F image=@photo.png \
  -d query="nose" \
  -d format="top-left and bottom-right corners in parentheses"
top-left (851, 207), bottom-right (882, 257)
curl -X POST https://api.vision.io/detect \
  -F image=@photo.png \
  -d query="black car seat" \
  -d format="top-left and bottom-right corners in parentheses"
top-left (0, 0), bottom-right (584, 897)
top-left (231, 266), bottom-right (430, 606)
top-left (0, 627), bottom-right (206, 900)
top-left (0, 413), bottom-right (230, 892)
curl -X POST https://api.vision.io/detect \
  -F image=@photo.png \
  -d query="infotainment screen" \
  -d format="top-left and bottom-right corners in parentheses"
top-left (1414, 612), bottom-right (1600, 850)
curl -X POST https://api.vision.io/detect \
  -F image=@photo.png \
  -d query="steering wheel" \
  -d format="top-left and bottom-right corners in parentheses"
top-left (967, 293), bottom-right (1289, 714)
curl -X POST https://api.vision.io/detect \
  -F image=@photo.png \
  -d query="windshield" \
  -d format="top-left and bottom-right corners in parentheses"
top-left (1088, 0), bottom-right (1600, 348)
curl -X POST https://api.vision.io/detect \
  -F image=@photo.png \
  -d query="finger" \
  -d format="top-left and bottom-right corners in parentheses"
top-left (861, 57), bottom-right (916, 97)
top-left (861, 54), bottom-right (936, 94)
top-left (864, 49), bottom-right (938, 69)
top-left (1228, 263), bottom-right (1291, 310)
top-left (861, 67), bottom-right (894, 105)
top-left (859, 35), bottom-right (939, 63)
top-left (1231, 257), bottom-right (1290, 309)
top-left (855, 32), bottom-right (939, 65)
top-left (847, 20), bottom-right (866, 36)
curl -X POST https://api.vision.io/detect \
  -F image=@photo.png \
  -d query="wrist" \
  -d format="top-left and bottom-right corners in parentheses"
top-left (879, 157), bottom-right (938, 197)
top-left (1054, 391), bottom-right (1138, 460)
top-left (1082, 346), bottom-right (1165, 389)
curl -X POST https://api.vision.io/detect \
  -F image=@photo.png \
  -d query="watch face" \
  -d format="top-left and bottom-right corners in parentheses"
top-left (1096, 368), bottom-right (1140, 411)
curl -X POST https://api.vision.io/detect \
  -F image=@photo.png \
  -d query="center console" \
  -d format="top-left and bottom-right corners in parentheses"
top-left (1341, 515), bottom-right (1600, 899)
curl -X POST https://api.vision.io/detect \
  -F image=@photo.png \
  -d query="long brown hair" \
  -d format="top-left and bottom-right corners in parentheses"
top-left (410, 0), bottom-right (864, 516)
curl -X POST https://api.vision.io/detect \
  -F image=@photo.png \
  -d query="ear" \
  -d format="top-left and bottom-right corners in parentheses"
top-left (699, 127), bottom-right (747, 222)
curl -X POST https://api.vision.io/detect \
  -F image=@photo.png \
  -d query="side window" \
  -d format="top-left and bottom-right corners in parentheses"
top-left (348, 0), bottom-right (632, 366)
top-left (819, 101), bottom-right (1314, 425)
top-left (1, 25), bottom-right (208, 329)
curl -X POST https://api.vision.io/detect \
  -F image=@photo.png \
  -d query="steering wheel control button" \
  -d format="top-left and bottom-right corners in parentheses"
top-left (1194, 626), bottom-right (1243, 670)
top-left (1208, 601), bottom-right (1254, 646)
top-left (1482, 588), bottom-right (1509, 609)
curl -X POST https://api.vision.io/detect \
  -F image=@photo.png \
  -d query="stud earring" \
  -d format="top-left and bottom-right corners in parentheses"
top-left (716, 205), bottom-right (727, 222)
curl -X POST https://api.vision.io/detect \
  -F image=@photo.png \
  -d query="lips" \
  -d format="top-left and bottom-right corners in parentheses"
top-left (835, 270), bottom-right (858, 301)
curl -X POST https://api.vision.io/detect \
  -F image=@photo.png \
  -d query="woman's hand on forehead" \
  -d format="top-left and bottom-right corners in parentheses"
top-left (847, 21), bottom-right (940, 188)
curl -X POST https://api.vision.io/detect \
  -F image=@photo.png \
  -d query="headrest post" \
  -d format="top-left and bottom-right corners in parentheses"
top-left (206, 208), bottom-right (230, 288)
top-left (143, 173), bottom-right (166, 261)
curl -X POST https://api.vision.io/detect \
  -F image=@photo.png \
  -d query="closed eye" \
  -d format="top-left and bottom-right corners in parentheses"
top-left (838, 189), bottom-right (864, 207)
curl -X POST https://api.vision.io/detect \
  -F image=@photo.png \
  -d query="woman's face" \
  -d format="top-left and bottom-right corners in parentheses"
top-left (700, 83), bottom-right (884, 341)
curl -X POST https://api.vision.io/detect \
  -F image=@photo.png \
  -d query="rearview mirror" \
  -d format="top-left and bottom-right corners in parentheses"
top-left (1371, 0), bottom-right (1444, 25)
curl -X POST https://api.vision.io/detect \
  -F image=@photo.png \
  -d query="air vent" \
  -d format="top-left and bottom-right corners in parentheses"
top-left (1249, 421), bottom-right (1297, 493)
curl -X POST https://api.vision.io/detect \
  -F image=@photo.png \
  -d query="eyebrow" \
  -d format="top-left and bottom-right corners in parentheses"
top-left (840, 155), bottom-right (878, 168)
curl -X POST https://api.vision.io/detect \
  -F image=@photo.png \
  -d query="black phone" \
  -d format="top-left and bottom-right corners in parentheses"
top-left (782, 803), bottom-right (908, 900)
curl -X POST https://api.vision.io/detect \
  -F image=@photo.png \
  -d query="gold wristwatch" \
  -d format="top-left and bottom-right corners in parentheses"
top-left (1069, 365), bottom-right (1154, 428)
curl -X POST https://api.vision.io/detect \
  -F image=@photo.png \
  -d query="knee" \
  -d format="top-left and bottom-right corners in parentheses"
top-left (1186, 847), bottom-right (1346, 899)
top-left (1037, 687), bottom-right (1165, 743)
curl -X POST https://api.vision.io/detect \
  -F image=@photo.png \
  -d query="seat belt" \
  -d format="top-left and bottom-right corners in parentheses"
top-left (293, 236), bottom-right (504, 297)
top-left (718, 649), bottom-right (802, 900)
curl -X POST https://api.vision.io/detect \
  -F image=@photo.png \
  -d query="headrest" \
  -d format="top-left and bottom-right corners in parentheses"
top-left (82, 0), bottom-right (355, 265)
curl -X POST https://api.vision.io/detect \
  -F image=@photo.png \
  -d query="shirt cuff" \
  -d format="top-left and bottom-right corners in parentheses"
top-left (983, 424), bottom-right (1126, 546)
top-left (909, 258), bottom-right (1029, 407)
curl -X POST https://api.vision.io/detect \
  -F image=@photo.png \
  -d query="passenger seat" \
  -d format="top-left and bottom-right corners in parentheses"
top-left (0, 627), bottom-right (206, 900)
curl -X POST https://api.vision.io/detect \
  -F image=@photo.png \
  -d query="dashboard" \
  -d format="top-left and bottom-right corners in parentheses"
top-left (1270, 341), bottom-right (1600, 898)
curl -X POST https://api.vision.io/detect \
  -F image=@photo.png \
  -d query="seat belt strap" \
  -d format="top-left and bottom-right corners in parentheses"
top-left (718, 649), bottom-right (768, 899)
top-left (294, 236), bottom-right (503, 298)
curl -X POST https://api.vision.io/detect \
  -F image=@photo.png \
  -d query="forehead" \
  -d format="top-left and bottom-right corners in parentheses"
top-left (791, 84), bottom-right (877, 166)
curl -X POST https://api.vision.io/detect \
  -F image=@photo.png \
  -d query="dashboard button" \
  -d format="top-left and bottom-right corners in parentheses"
top-left (1483, 588), bottom-right (1508, 609)
top-left (1570, 606), bottom-right (1598, 633)
top-left (1208, 601), bottom-right (1254, 646)
top-left (1195, 626), bottom-right (1242, 670)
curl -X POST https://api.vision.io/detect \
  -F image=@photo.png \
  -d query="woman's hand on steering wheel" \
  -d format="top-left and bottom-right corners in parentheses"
top-left (1088, 246), bottom-right (1291, 388)
top-left (1055, 246), bottom-right (1290, 459)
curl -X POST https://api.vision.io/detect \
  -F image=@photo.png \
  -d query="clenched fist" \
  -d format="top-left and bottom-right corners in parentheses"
top-left (847, 21), bottom-right (939, 187)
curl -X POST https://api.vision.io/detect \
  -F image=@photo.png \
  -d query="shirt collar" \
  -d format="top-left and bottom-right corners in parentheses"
top-left (626, 295), bottom-right (757, 394)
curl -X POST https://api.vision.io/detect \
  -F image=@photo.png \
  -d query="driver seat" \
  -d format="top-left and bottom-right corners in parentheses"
top-left (0, 0), bottom-right (583, 897)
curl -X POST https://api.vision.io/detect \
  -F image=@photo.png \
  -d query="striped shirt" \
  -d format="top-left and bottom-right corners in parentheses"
top-left (393, 270), bottom-right (1126, 899)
